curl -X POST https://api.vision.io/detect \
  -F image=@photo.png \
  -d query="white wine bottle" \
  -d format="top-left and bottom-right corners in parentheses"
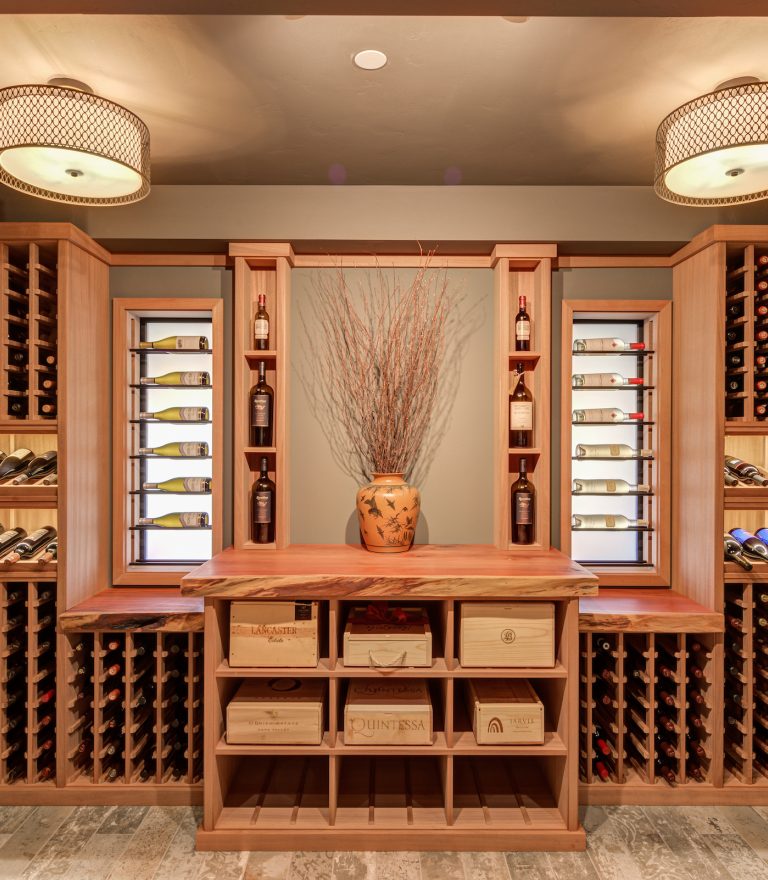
top-left (138, 512), bottom-right (209, 528)
top-left (575, 443), bottom-right (651, 459)
top-left (138, 406), bottom-right (209, 422)
top-left (573, 408), bottom-right (643, 423)
top-left (138, 336), bottom-right (209, 350)
top-left (573, 338), bottom-right (645, 352)
top-left (143, 477), bottom-right (211, 493)
top-left (140, 371), bottom-right (210, 386)
top-left (139, 441), bottom-right (209, 457)
top-left (572, 372), bottom-right (644, 387)
top-left (572, 478), bottom-right (650, 494)
top-left (572, 514), bottom-right (648, 530)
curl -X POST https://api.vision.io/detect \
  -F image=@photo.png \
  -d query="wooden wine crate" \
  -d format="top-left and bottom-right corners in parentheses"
top-left (226, 678), bottom-right (326, 744)
top-left (229, 601), bottom-right (318, 667)
top-left (459, 602), bottom-right (555, 668)
top-left (343, 606), bottom-right (432, 668)
top-left (466, 678), bottom-right (545, 745)
top-left (343, 679), bottom-right (433, 745)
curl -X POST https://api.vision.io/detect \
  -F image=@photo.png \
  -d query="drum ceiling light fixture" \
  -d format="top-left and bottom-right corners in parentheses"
top-left (0, 78), bottom-right (150, 206)
top-left (655, 76), bottom-right (768, 207)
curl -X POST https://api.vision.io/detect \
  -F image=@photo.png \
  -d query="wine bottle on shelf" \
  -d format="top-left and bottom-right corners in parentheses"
top-left (142, 477), bottom-right (211, 493)
top-left (724, 534), bottom-right (753, 570)
top-left (572, 514), bottom-right (648, 530)
top-left (509, 362), bottom-right (533, 448)
top-left (656, 738), bottom-right (677, 759)
top-left (249, 361), bottom-right (274, 447)
top-left (574, 443), bottom-right (651, 459)
top-left (0, 448), bottom-right (33, 480)
top-left (138, 406), bottom-right (209, 422)
top-left (254, 293), bottom-right (270, 350)
top-left (138, 335), bottom-right (209, 350)
top-left (140, 371), bottom-right (210, 386)
top-left (727, 350), bottom-right (745, 368)
top-left (724, 468), bottom-right (740, 487)
top-left (12, 450), bottom-right (57, 484)
top-left (40, 377), bottom-right (56, 392)
top-left (573, 337), bottom-right (645, 352)
top-left (572, 478), bottom-right (650, 494)
top-left (593, 759), bottom-right (611, 782)
top-left (655, 760), bottom-right (677, 784)
top-left (3, 526), bottom-right (56, 564)
top-left (729, 527), bottom-right (768, 561)
top-left (572, 372), bottom-right (644, 387)
top-left (514, 295), bottom-right (531, 351)
top-left (37, 539), bottom-right (57, 564)
top-left (572, 407), bottom-right (644, 424)
top-left (510, 457), bottom-right (536, 545)
top-left (41, 472), bottom-right (57, 485)
top-left (593, 726), bottom-right (612, 757)
top-left (138, 441), bottom-right (209, 458)
top-left (0, 527), bottom-right (26, 557)
top-left (250, 456), bottom-right (276, 544)
top-left (39, 400), bottom-right (56, 418)
top-left (137, 512), bottom-right (209, 528)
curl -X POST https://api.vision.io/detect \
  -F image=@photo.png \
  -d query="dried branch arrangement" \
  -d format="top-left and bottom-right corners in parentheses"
top-left (303, 261), bottom-right (459, 485)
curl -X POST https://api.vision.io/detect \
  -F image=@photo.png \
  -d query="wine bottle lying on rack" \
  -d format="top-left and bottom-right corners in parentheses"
top-left (572, 478), bottom-right (649, 494)
top-left (12, 450), bottom-right (56, 484)
top-left (729, 527), bottom-right (768, 561)
top-left (572, 514), bottom-right (648, 530)
top-left (575, 443), bottom-right (651, 459)
top-left (0, 448), bottom-right (33, 480)
top-left (573, 407), bottom-right (644, 423)
top-left (725, 456), bottom-right (768, 485)
top-left (139, 335), bottom-right (209, 350)
top-left (573, 337), bottom-right (645, 352)
top-left (3, 526), bottom-right (56, 564)
top-left (138, 442), bottom-right (209, 457)
top-left (138, 512), bottom-right (209, 528)
top-left (0, 526), bottom-right (26, 556)
top-left (142, 477), bottom-right (211, 493)
top-left (139, 406), bottom-right (209, 422)
top-left (38, 539), bottom-right (57, 564)
top-left (140, 371), bottom-right (210, 386)
top-left (572, 372), bottom-right (644, 387)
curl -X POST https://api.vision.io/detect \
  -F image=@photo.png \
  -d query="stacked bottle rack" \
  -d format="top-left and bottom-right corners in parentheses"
top-left (0, 241), bottom-right (58, 425)
top-left (579, 632), bottom-right (715, 788)
top-left (63, 630), bottom-right (203, 787)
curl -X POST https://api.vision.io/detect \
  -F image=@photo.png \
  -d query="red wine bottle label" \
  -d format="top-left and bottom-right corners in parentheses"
top-left (510, 402), bottom-right (533, 431)
top-left (255, 491), bottom-right (273, 524)
top-left (515, 493), bottom-right (533, 525)
top-left (515, 320), bottom-right (530, 341)
top-left (254, 319), bottom-right (269, 341)
top-left (251, 395), bottom-right (270, 427)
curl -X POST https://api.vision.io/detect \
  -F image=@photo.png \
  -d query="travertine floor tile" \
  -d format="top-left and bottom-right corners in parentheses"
top-left (243, 851), bottom-right (293, 880)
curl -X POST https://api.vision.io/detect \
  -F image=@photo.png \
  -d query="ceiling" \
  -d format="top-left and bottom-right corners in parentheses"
top-left (1, 14), bottom-right (768, 186)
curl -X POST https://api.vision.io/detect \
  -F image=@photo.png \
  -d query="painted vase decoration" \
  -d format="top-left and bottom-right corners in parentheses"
top-left (356, 473), bottom-right (421, 554)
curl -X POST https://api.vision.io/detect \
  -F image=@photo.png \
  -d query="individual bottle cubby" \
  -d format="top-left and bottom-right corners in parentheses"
top-left (724, 244), bottom-right (768, 423)
top-left (64, 630), bottom-right (203, 786)
top-left (0, 241), bottom-right (58, 425)
top-left (579, 631), bottom-right (714, 787)
top-left (0, 581), bottom-right (56, 785)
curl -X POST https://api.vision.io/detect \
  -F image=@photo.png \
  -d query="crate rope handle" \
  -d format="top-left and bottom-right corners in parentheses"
top-left (368, 650), bottom-right (407, 667)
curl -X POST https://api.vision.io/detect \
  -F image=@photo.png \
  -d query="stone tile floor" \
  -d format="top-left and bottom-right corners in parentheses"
top-left (0, 804), bottom-right (767, 879)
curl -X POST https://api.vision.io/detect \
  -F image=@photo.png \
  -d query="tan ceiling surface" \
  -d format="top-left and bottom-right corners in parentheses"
top-left (1, 14), bottom-right (768, 185)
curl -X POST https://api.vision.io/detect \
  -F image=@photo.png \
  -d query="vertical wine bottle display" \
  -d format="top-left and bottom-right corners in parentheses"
top-left (249, 361), bottom-right (274, 447)
top-left (133, 316), bottom-right (215, 564)
top-left (1, 242), bottom-right (58, 421)
top-left (514, 295), bottom-right (531, 351)
top-left (253, 293), bottom-right (270, 350)
top-left (509, 362), bottom-right (533, 448)
top-left (251, 456), bottom-right (276, 544)
top-left (510, 457), bottom-right (535, 544)
top-left (569, 317), bottom-right (654, 565)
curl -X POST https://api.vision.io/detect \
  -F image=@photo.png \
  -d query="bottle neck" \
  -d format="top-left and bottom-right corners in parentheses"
top-left (258, 362), bottom-right (266, 382)
top-left (518, 295), bottom-right (526, 311)
top-left (260, 457), bottom-right (269, 478)
top-left (519, 459), bottom-right (528, 478)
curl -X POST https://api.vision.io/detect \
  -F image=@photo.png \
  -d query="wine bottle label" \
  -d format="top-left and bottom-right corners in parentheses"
top-left (254, 319), bottom-right (269, 341)
top-left (515, 320), bottom-right (530, 340)
top-left (509, 401), bottom-right (533, 431)
top-left (181, 477), bottom-right (209, 492)
top-left (178, 512), bottom-right (205, 528)
top-left (254, 491), bottom-right (273, 524)
top-left (514, 494), bottom-right (533, 525)
top-left (252, 394), bottom-right (270, 428)
top-left (572, 373), bottom-right (641, 387)
top-left (174, 336), bottom-right (205, 350)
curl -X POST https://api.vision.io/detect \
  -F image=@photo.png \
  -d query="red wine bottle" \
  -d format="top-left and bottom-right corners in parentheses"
top-left (510, 457), bottom-right (535, 545)
top-left (250, 456), bottom-right (276, 544)
top-left (514, 295), bottom-right (531, 351)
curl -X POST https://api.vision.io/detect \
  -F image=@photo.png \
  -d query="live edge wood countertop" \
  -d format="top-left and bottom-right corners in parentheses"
top-left (180, 544), bottom-right (598, 600)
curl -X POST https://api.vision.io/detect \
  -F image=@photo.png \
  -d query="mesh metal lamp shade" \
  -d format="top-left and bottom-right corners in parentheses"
top-left (655, 81), bottom-right (768, 206)
top-left (0, 84), bottom-right (150, 206)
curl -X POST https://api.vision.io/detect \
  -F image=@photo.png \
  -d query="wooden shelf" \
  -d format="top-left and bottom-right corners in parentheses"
top-left (244, 350), bottom-right (278, 365)
top-left (59, 588), bottom-right (203, 632)
top-left (216, 658), bottom-right (332, 678)
top-left (724, 486), bottom-right (768, 507)
top-left (0, 484), bottom-right (56, 507)
top-left (579, 589), bottom-right (722, 633)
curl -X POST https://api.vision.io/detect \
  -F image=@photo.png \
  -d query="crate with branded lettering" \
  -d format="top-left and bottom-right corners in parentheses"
top-left (343, 679), bottom-right (433, 745)
top-left (229, 601), bottom-right (319, 667)
top-left (459, 602), bottom-right (555, 668)
top-left (465, 679), bottom-right (544, 745)
top-left (342, 605), bottom-right (432, 668)
top-left (226, 677), bottom-right (327, 745)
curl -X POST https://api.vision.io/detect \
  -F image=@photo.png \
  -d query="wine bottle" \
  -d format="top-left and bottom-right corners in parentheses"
top-left (139, 441), bottom-right (209, 458)
top-left (729, 527), bottom-right (768, 561)
top-left (572, 372), bottom-right (644, 387)
top-left (138, 335), bottom-right (208, 350)
top-left (593, 726), bottom-right (612, 757)
top-left (0, 448), bottom-right (33, 480)
top-left (655, 760), bottom-right (676, 784)
top-left (510, 457), bottom-right (535, 545)
top-left (572, 478), bottom-right (649, 494)
top-left (251, 457), bottom-right (276, 544)
top-left (573, 337), bottom-right (645, 352)
top-left (142, 477), bottom-right (211, 493)
top-left (724, 467), bottom-right (741, 486)
top-left (38, 539), bottom-right (57, 564)
top-left (138, 406), bottom-right (209, 422)
top-left (39, 400), bottom-right (56, 418)
top-left (509, 362), bottom-right (533, 448)
top-left (3, 526), bottom-right (56, 563)
top-left (40, 377), bottom-right (56, 391)
top-left (138, 512), bottom-right (209, 528)
top-left (572, 514), bottom-right (648, 530)
top-left (42, 472), bottom-right (57, 486)
top-left (254, 293), bottom-right (270, 350)
top-left (657, 713), bottom-right (676, 733)
top-left (574, 443), bottom-right (651, 459)
top-left (514, 295), bottom-right (531, 351)
top-left (656, 737), bottom-right (677, 759)
top-left (724, 533), bottom-right (753, 570)
top-left (572, 407), bottom-right (644, 423)
top-left (725, 456), bottom-right (768, 485)
top-left (249, 361), bottom-right (274, 447)
top-left (140, 371), bottom-right (210, 386)
top-left (12, 450), bottom-right (56, 484)
top-left (728, 350), bottom-right (745, 368)
top-left (0, 527), bottom-right (26, 557)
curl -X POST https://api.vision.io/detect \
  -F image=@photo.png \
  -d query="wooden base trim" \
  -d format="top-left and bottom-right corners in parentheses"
top-left (580, 783), bottom-right (768, 806)
top-left (0, 784), bottom-right (203, 806)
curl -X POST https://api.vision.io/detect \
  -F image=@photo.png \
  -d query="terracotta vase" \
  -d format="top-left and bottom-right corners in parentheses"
top-left (356, 473), bottom-right (421, 554)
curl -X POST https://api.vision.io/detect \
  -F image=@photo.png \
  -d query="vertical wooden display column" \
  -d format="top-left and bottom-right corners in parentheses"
top-left (231, 243), bottom-right (293, 549)
top-left (492, 246), bottom-right (554, 551)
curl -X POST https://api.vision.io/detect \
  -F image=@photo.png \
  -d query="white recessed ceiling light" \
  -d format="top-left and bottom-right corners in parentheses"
top-left (353, 49), bottom-right (387, 71)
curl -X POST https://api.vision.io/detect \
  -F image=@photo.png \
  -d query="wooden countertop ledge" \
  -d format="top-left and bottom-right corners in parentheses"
top-left (578, 588), bottom-right (723, 633)
top-left (181, 543), bottom-right (598, 600)
top-left (59, 588), bottom-right (204, 632)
